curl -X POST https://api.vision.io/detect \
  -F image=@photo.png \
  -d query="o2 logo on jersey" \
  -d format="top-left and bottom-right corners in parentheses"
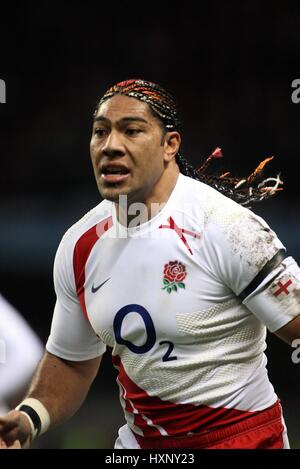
top-left (113, 304), bottom-right (177, 361)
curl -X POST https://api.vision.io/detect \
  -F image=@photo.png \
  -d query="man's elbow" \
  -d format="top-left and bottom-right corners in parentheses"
top-left (274, 313), bottom-right (300, 345)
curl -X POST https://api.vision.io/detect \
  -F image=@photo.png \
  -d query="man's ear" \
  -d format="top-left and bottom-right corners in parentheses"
top-left (163, 132), bottom-right (181, 162)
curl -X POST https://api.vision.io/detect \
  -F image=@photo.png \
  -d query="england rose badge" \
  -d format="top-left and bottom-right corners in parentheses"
top-left (162, 260), bottom-right (187, 294)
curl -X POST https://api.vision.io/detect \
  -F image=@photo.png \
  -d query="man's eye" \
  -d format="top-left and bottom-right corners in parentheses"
top-left (126, 128), bottom-right (141, 136)
top-left (94, 128), bottom-right (107, 136)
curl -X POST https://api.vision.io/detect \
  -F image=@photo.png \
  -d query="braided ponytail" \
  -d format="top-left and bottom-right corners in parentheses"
top-left (95, 79), bottom-right (283, 206)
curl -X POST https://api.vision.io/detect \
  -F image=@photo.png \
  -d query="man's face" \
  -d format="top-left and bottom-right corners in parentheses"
top-left (90, 94), bottom-right (170, 204)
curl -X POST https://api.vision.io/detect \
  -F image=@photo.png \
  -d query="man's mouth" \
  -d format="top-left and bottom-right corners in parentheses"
top-left (101, 165), bottom-right (130, 184)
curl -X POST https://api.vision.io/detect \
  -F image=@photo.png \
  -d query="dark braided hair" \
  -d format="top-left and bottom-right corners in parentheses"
top-left (95, 79), bottom-right (283, 206)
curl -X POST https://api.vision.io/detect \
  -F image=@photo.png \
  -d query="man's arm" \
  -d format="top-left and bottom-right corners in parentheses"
top-left (274, 313), bottom-right (300, 345)
top-left (0, 350), bottom-right (102, 447)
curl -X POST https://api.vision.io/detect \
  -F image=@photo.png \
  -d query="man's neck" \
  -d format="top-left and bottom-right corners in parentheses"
top-left (116, 167), bottom-right (180, 228)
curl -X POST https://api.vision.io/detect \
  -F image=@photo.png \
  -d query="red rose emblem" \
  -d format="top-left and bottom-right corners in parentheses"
top-left (162, 261), bottom-right (187, 293)
top-left (164, 261), bottom-right (186, 283)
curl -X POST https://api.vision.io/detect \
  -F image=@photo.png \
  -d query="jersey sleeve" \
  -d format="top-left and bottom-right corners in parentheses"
top-left (46, 237), bottom-right (106, 361)
top-left (243, 256), bottom-right (300, 332)
top-left (205, 209), bottom-right (299, 331)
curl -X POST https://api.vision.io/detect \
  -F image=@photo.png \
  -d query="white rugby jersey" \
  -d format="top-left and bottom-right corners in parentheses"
top-left (0, 295), bottom-right (43, 415)
top-left (46, 174), bottom-right (300, 440)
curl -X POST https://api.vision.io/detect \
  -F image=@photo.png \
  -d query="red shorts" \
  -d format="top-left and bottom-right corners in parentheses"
top-left (133, 400), bottom-right (286, 449)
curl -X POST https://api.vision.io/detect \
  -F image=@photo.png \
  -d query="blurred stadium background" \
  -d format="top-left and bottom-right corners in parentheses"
top-left (0, 1), bottom-right (299, 448)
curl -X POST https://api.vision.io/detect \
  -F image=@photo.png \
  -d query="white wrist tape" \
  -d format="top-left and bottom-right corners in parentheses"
top-left (16, 398), bottom-right (51, 440)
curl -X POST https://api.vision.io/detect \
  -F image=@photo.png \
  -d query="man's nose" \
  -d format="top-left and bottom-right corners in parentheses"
top-left (102, 131), bottom-right (125, 157)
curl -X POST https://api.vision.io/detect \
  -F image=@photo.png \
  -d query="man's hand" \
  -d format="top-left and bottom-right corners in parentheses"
top-left (0, 439), bottom-right (21, 449)
top-left (0, 410), bottom-right (32, 449)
